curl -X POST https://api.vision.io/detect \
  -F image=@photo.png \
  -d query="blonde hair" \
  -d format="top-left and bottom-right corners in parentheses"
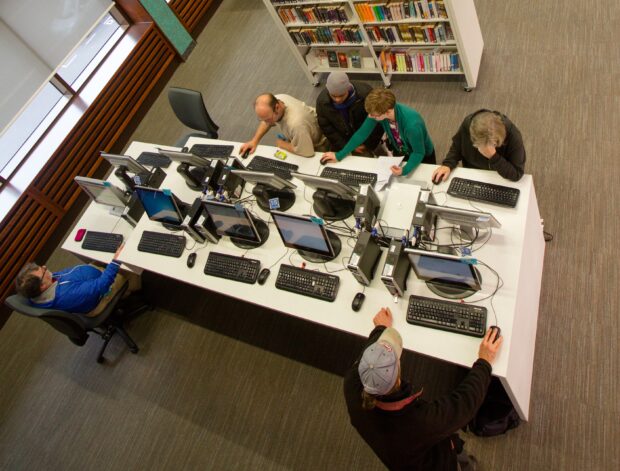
top-left (470, 111), bottom-right (506, 147)
top-left (365, 88), bottom-right (396, 115)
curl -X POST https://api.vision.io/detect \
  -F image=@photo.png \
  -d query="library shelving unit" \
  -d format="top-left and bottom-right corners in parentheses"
top-left (262, 0), bottom-right (484, 90)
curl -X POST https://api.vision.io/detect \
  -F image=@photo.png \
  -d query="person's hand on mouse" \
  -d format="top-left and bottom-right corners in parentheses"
top-left (321, 152), bottom-right (337, 164)
top-left (431, 165), bottom-right (451, 184)
top-left (390, 165), bottom-right (403, 176)
top-left (373, 307), bottom-right (393, 327)
top-left (240, 141), bottom-right (257, 156)
top-left (478, 327), bottom-right (503, 365)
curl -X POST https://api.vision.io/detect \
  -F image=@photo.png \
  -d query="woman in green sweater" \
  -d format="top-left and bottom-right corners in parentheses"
top-left (321, 88), bottom-right (435, 176)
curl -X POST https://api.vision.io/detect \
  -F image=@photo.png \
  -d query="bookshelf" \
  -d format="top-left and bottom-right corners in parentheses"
top-left (262, 0), bottom-right (484, 90)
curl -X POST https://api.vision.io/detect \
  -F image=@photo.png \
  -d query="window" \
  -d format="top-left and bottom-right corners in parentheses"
top-left (0, 8), bottom-right (127, 179)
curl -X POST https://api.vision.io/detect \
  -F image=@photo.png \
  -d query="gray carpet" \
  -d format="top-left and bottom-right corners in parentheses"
top-left (1, 0), bottom-right (619, 470)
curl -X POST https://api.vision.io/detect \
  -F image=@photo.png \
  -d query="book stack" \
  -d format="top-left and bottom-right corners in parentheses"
top-left (277, 5), bottom-right (349, 24)
top-left (379, 49), bottom-right (459, 73)
top-left (365, 22), bottom-right (453, 44)
top-left (315, 49), bottom-right (363, 69)
top-left (354, 1), bottom-right (448, 21)
top-left (289, 27), bottom-right (363, 45)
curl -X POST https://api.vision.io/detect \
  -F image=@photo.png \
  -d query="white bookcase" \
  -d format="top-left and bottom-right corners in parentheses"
top-left (262, 0), bottom-right (484, 90)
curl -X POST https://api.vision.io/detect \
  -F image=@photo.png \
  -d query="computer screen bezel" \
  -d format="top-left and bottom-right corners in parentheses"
top-left (404, 248), bottom-right (482, 292)
top-left (425, 203), bottom-right (501, 230)
top-left (202, 200), bottom-right (262, 243)
top-left (290, 172), bottom-right (357, 198)
top-left (133, 186), bottom-right (185, 225)
top-left (231, 170), bottom-right (296, 191)
top-left (100, 152), bottom-right (148, 174)
top-left (74, 176), bottom-right (129, 208)
top-left (270, 211), bottom-right (335, 258)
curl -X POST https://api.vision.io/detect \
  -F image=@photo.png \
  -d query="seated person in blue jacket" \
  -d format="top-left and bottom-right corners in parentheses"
top-left (316, 72), bottom-right (382, 156)
top-left (15, 245), bottom-right (125, 316)
top-left (432, 109), bottom-right (526, 183)
top-left (320, 88), bottom-right (435, 176)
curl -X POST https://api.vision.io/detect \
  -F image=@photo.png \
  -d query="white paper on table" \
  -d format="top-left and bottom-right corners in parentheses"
top-left (374, 156), bottom-right (405, 191)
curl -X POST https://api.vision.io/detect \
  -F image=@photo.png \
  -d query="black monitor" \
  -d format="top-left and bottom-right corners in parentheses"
top-left (290, 172), bottom-right (357, 221)
top-left (202, 200), bottom-right (269, 249)
top-left (231, 169), bottom-right (297, 212)
top-left (74, 176), bottom-right (129, 212)
top-left (426, 203), bottom-right (501, 240)
top-left (271, 211), bottom-right (342, 263)
top-left (405, 248), bottom-right (482, 299)
top-left (134, 186), bottom-right (189, 231)
top-left (158, 148), bottom-right (226, 192)
top-left (101, 152), bottom-right (165, 191)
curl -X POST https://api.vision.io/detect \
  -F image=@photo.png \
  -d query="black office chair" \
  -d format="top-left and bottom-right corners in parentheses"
top-left (168, 87), bottom-right (219, 147)
top-left (5, 282), bottom-right (148, 363)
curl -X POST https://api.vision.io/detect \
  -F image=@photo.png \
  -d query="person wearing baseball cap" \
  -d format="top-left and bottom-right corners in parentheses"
top-left (344, 307), bottom-right (502, 470)
top-left (315, 72), bottom-right (382, 156)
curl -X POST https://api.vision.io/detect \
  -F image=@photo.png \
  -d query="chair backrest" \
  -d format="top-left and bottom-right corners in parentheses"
top-left (168, 87), bottom-right (219, 138)
top-left (5, 294), bottom-right (89, 345)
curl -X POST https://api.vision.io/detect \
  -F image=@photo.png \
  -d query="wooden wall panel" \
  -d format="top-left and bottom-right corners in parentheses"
top-left (170, 0), bottom-right (216, 33)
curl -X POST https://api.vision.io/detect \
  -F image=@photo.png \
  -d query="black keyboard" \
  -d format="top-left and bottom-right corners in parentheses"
top-left (137, 231), bottom-right (186, 258)
top-left (204, 251), bottom-right (261, 284)
top-left (82, 231), bottom-right (123, 253)
top-left (406, 295), bottom-right (487, 337)
top-left (448, 177), bottom-right (520, 208)
top-left (275, 264), bottom-right (339, 302)
top-left (190, 144), bottom-right (233, 158)
top-left (320, 167), bottom-right (377, 187)
top-left (246, 155), bottom-right (299, 180)
top-left (136, 151), bottom-right (171, 168)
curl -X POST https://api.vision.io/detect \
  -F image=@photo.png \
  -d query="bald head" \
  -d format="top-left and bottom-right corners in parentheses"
top-left (255, 93), bottom-right (284, 124)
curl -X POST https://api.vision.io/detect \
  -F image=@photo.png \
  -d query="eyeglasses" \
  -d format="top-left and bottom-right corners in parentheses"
top-left (39, 266), bottom-right (47, 284)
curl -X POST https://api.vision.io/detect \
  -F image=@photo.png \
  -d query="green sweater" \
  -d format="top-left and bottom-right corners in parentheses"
top-left (335, 103), bottom-right (434, 175)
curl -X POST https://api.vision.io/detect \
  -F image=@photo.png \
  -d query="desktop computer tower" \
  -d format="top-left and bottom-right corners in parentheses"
top-left (354, 184), bottom-right (381, 231)
top-left (183, 198), bottom-right (220, 243)
top-left (217, 157), bottom-right (246, 199)
top-left (347, 231), bottom-right (382, 286)
top-left (380, 239), bottom-right (410, 297)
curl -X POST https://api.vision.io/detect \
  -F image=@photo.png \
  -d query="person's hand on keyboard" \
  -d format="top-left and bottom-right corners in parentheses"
top-left (478, 327), bottom-right (503, 365)
top-left (373, 307), bottom-right (393, 328)
top-left (113, 242), bottom-right (125, 261)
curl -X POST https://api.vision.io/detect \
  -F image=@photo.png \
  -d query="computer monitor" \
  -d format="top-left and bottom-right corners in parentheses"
top-left (74, 176), bottom-right (129, 211)
top-left (231, 170), bottom-right (297, 212)
top-left (405, 248), bottom-right (482, 299)
top-left (134, 186), bottom-right (189, 230)
top-left (425, 203), bottom-right (501, 240)
top-left (290, 172), bottom-right (357, 221)
top-left (202, 200), bottom-right (269, 249)
top-left (100, 152), bottom-right (165, 191)
top-left (271, 211), bottom-right (342, 263)
top-left (158, 148), bottom-right (226, 192)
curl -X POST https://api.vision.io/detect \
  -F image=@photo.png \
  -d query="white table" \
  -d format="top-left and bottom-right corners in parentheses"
top-left (64, 138), bottom-right (545, 420)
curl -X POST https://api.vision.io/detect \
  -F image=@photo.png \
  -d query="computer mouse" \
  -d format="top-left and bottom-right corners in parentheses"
top-left (489, 325), bottom-right (501, 341)
top-left (257, 268), bottom-right (271, 285)
top-left (352, 292), bottom-right (366, 312)
top-left (320, 157), bottom-right (330, 165)
top-left (187, 252), bottom-right (197, 268)
top-left (240, 148), bottom-right (250, 159)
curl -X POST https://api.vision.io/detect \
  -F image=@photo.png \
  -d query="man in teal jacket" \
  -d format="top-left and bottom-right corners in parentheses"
top-left (321, 88), bottom-right (435, 176)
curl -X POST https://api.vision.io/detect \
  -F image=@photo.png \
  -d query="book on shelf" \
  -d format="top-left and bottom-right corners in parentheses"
top-left (366, 22), bottom-right (453, 45)
top-left (350, 53), bottom-right (362, 68)
top-left (353, 1), bottom-right (449, 22)
top-left (379, 47), bottom-right (460, 73)
top-left (337, 52), bottom-right (349, 68)
top-left (327, 50), bottom-right (339, 67)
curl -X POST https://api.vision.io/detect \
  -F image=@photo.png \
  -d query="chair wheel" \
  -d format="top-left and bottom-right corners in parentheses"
top-left (96, 356), bottom-right (105, 364)
top-left (130, 347), bottom-right (139, 354)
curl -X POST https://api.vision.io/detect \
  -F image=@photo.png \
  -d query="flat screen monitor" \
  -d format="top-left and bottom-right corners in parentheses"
top-left (74, 176), bottom-right (129, 209)
top-left (290, 172), bottom-right (357, 198)
top-left (231, 169), bottom-right (297, 212)
top-left (231, 170), bottom-right (296, 191)
top-left (426, 203), bottom-right (501, 232)
top-left (157, 149), bottom-right (216, 167)
top-left (405, 248), bottom-right (481, 299)
top-left (134, 186), bottom-right (185, 227)
top-left (271, 211), bottom-right (341, 262)
top-left (202, 200), bottom-right (268, 249)
top-left (100, 152), bottom-right (148, 174)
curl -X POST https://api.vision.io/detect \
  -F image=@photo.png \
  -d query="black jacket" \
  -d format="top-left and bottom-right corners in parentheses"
top-left (442, 110), bottom-right (526, 181)
top-left (316, 81), bottom-right (383, 152)
top-left (344, 326), bottom-right (492, 471)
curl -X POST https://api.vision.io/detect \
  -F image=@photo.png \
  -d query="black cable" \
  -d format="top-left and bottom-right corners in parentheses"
top-left (266, 248), bottom-right (290, 271)
top-left (461, 260), bottom-right (503, 326)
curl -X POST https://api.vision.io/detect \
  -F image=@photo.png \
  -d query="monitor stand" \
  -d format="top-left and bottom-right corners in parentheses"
top-left (313, 190), bottom-right (355, 221)
top-left (426, 267), bottom-right (482, 300)
top-left (176, 163), bottom-right (209, 191)
top-left (115, 166), bottom-right (166, 191)
top-left (230, 218), bottom-right (270, 250)
top-left (298, 229), bottom-right (342, 263)
top-left (253, 183), bottom-right (295, 212)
